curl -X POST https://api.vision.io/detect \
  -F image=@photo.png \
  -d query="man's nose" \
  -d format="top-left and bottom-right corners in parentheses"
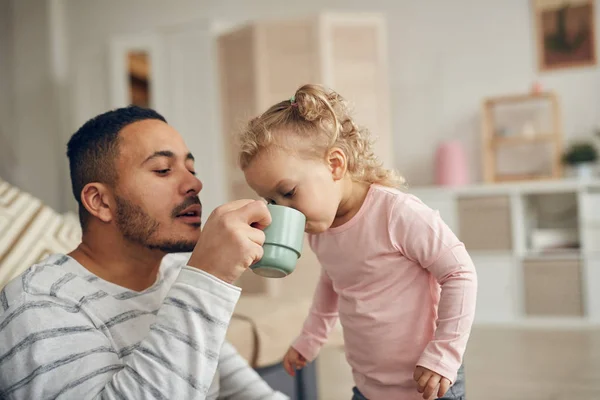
top-left (185, 174), bottom-right (203, 195)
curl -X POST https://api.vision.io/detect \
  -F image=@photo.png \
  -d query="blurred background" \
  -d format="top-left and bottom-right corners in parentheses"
top-left (1, 1), bottom-right (600, 399)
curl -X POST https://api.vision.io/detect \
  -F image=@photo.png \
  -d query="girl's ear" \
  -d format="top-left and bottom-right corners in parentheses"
top-left (327, 147), bottom-right (347, 181)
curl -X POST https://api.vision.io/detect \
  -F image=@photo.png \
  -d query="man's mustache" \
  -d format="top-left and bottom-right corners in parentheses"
top-left (171, 196), bottom-right (202, 218)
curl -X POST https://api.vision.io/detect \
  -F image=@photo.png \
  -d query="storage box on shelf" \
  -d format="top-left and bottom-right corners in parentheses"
top-left (523, 258), bottom-right (583, 317)
top-left (410, 179), bottom-right (600, 327)
top-left (457, 195), bottom-right (512, 251)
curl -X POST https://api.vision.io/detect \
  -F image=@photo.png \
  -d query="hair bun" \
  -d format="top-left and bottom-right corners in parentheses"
top-left (293, 84), bottom-right (343, 135)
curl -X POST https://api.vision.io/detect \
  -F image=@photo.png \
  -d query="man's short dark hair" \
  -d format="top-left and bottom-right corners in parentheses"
top-left (67, 105), bottom-right (167, 228)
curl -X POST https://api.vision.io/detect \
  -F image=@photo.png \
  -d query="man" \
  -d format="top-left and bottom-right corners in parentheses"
top-left (0, 106), bottom-right (288, 399)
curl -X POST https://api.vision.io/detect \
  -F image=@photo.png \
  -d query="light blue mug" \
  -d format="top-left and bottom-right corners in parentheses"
top-left (251, 204), bottom-right (306, 278)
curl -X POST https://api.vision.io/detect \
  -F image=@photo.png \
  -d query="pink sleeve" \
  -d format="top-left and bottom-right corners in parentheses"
top-left (291, 269), bottom-right (339, 362)
top-left (389, 196), bottom-right (477, 383)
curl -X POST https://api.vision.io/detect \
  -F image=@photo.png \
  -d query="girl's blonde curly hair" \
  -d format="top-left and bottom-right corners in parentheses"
top-left (238, 84), bottom-right (405, 189)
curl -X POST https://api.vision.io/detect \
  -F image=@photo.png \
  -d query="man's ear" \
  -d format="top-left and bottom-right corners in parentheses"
top-left (80, 183), bottom-right (115, 223)
top-left (327, 147), bottom-right (347, 181)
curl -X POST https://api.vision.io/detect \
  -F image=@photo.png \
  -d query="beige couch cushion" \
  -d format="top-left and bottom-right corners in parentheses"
top-left (0, 179), bottom-right (81, 288)
top-left (226, 295), bottom-right (343, 368)
top-left (226, 296), bottom-right (312, 367)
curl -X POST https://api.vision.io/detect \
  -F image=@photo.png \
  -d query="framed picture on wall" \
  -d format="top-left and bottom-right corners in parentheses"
top-left (108, 34), bottom-right (166, 111)
top-left (533, 0), bottom-right (597, 71)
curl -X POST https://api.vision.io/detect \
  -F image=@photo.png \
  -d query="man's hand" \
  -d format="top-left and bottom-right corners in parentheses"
top-left (414, 366), bottom-right (451, 399)
top-left (187, 199), bottom-right (271, 283)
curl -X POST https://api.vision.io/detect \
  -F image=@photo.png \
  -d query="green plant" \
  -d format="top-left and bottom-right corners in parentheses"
top-left (562, 142), bottom-right (598, 165)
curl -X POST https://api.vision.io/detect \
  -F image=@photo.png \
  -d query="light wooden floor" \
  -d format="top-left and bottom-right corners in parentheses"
top-left (316, 327), bottom-right (600, 400)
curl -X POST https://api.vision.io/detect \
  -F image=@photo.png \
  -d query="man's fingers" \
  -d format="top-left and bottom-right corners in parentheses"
top-left (247, 242), bottom-right (264, 267)
top-left (438, 378), bottom-right (451, 398)
top-left (238, 200), bottom-right (271, 229)
top-left (244, 225), bottom-right (266, 246)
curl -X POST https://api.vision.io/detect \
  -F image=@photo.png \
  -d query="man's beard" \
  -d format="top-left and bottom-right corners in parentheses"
top-left (114, 195), bottom-right (200, 253)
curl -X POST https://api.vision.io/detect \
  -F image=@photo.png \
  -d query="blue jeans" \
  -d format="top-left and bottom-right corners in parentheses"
top-left (351, 365), bottom-right (466, 400)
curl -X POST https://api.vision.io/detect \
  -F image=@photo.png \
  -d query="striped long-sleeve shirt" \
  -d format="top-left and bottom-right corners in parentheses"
top-left (0, 253), bottom-right (288, 400)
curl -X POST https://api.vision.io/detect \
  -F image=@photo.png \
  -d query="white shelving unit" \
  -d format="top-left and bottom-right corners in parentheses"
top-left (411, 179), bottom-right (600, 327)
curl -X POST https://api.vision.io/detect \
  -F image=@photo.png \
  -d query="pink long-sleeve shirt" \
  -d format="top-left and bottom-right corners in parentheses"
top-left (292, 185), bottom-right (477, 399)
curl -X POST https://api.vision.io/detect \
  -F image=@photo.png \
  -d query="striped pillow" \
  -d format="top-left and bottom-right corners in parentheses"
top-left (0, 178), bottom-right (81, 289)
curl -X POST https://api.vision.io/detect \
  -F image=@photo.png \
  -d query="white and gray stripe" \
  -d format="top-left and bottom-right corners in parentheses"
top-left (0, 289), bottom-right (8, 311)
top-left (0, 254), bottom-right (288, 400)
top-left (49, 273), bottom-right (76, 297)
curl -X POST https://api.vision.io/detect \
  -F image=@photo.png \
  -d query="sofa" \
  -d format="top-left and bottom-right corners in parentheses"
top-left (0, 178), bottom-right (343, 399)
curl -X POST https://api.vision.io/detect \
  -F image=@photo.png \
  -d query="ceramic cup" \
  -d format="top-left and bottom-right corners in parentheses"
top-left (251, 204), bottom-right (306, 278)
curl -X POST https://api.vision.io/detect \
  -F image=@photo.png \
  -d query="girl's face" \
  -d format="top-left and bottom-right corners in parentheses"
top-left (243, 147), bottom-right (344, 234)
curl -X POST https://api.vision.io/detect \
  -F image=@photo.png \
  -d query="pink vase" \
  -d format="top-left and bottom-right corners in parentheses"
top-left (434, 141), bottom-right (469, 186)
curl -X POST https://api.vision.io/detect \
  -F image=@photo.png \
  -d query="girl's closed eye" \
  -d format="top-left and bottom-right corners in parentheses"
top-left (265, 188), bottom-right (295, 205)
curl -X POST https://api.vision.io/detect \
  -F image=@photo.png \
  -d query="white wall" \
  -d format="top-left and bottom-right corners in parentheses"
top-left (65, 0), bottom-right (363, 214)
top-left (12, 0), bottom-right (63, 209)
top-left (0, 0), bottom-right (15, 182)
top-left (161, 23), bottom-right (226, 217)
top-left (65, 0), bottom-right (600, 188)
top-left (4, 0), bottom-right (595, 212)
top-left (2, 0), bottom-right (70, 211)
top-left (392, 1), bottom-right (600, 185)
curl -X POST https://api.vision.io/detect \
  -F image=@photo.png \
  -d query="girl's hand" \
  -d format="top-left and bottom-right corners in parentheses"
top-left (282, 346), bottom-right (307, 377)
top-left (413, 366), bottom-right (451, 399)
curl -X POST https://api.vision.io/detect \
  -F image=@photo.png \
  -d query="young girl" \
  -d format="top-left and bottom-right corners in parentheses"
top-left (238, 84), bottom-right (477, 400)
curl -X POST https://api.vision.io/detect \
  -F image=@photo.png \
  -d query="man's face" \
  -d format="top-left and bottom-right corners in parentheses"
top-left (112, 119), bottom-right (203, 253)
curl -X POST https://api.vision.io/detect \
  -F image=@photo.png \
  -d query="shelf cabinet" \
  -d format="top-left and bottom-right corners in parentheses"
top-left (412, 179), bottom-right (600, 325)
